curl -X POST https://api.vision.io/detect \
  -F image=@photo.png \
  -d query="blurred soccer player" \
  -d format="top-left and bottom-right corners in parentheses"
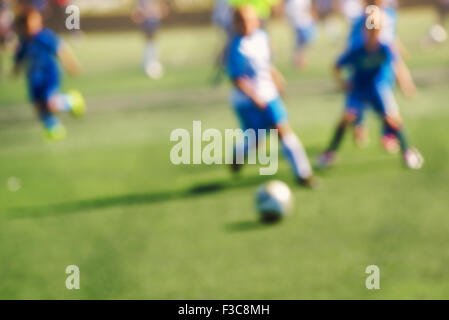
top-left (131, 0), bottom-right (168, 79)
top-left (436, 0), bottom-right (449, 26)
top-left (213, 0), bottom-right (234, 34)
top-left (315, 0), bottom-right (342, 41)
top-left (317, 13), bottom-right (424, 170)
top-left (0, 0), bottom-right (14, 77)
top-left (347, 0), bottom-right (416, 152)
top-left (339, 0), bottom-right (363, 23)
top-left (425, 0), bottom-right (449, 45)
top-left (13, 9), bottom-right (86, 142)
top-left (227, 6), bottom-right (317, 187)
top-left (284, 0), bottom-right (317, 69)
top-left (211, 0), bottom-right (234, 85)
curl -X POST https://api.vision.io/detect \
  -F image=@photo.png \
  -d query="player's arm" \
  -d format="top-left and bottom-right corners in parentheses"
top-left (394, 38), bottom-right (409, 61)
top-left (229, 43), bottom-right (266, 110)
top-left (394, 59), bottom-right (416, 98)
top-left (333, 64), bottom-right (350, 92)
top-left (233, 77), bottom-right (266, 110)
top-left (389, 45), bottom-right (416, 98)
top-left (333, 51), bottom-right (352, 92)
top-left (58, 42), bottom-right (82, 76)
top-left (271, 67), bottom-right (286, 96)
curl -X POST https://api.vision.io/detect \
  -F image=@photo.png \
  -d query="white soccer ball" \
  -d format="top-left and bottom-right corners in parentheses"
top-left (256, 180), bottom-right (293, 223)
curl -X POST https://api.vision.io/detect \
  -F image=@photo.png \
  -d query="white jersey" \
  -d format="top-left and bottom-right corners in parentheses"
top-left (340, 0), bottom-right (363, 22)
top-left (212, 0), bottom-right (233, 31)
top-left (284, 0), bottom-right (314, 29)
top-left (228, 30), bottom-right (279, 107)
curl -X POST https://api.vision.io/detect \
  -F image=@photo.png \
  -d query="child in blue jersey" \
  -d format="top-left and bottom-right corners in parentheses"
top-left (227, 6), bottom-right (317, 187)
top-left (284, 0), bottom-right (317, 69)
top-left (346, 0), bottom-right (416, 152)
top-left (13, 9), bottom-right (85, 141)
top-left (131, 0), bottom-right (168, 79)
top-left (317, 16), bottom-right (423, 170)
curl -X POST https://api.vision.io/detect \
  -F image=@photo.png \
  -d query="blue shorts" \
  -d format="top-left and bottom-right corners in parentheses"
top-left (295, 25), bottom-right (317, 48)
top-left (141, 18), bottom-right (161, 35)
top-left (346, 84), bottom-right (399, 119)
top-left (234, 98), bottom-right (289, 131)
top-left (28, 72), bottom-right (61, 104)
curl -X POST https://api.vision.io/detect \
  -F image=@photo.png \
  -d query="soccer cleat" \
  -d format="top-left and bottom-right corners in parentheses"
top-left (429, 24), bottom-right (448, 44)
top-left (382, 134), bottom-right (400, 154)
top-left (297, 175), bottom-right (321, 189)
top-left (145, 61), bottom-right (164, 80)
top-left (230, 162), bottom-right (244, 174)
top-left (68, 90), bottom-right (86, 117)
top-left (403, 148), bottom-right (424, 170)
top-left (316, 151), bottom-right (337, 169)
top-left (43, 124), bottom-right (67, 142)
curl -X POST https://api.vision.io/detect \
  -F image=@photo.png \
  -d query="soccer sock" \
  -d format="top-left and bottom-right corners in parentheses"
top-left (233, 132), bottom-right (258, 164)
top-left (281, 132), bottom-right (313, 180)
top-left (328, 122), bottom-right (347, 152)
top-left (385, 121), bottom-right (409, 152)
top-left (383, 123), bottom-right (396, 137)
top-left (392, 128), bottom-right (409, 153)
top-left (39, 112), bottom-right (62, 130)
top-left (49, 94), bottom-right (73, 113)
top-left (144, 41), bottom-right (158, 67)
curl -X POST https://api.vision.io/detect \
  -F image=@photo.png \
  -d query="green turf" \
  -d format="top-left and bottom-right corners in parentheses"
top-left (1, 8), bottom-right (449, 299)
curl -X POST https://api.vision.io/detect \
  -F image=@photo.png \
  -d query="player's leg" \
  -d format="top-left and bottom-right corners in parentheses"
top-left (353, 106), bottom-right (369, 148)
top-left (373, 86), bottom-right (424, 169)
top-left (437, 0), bottom-right (449, 26)
top-left (276, 123), bottom-right (317, 187)
top-left (265, 99), bottom-right (316, 187)
top-left (230, 104), bottom-right (263, 173)
top-left (293, 25), bottom-right (316, 69)
top-left (35, 101), bottom-right (67, 141)
top-left (47, 86), bottom-right (86, 117)
top-left (29, 82), bottom-right (68, 141)
top-left (293, 28), bottom-right (307, 68)
top-left (142, 21), bottom-right (163, 79)
top-left (317, 91), bottom-right (361, 168)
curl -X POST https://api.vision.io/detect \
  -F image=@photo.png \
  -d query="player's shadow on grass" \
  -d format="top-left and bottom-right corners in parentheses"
top-left (225, 220), bottom-right (277, 233)
top-left (6, 175), bottom-right (273, 220)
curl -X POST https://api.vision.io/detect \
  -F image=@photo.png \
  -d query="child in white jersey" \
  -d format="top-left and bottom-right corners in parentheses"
top-left (227, 5), bottom-right (318, 187)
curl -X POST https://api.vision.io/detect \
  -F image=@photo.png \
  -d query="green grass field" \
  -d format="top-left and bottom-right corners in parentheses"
top-left (1, 9), bottom-right (449, 300)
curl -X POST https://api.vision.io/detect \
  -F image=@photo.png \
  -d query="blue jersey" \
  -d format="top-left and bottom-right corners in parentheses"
top-left (336, 43), bottom-right (396, 89)
top-left (15, 28), bottom-right (62, 86)
top-left (348, 7), bottom-right (398, 49)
